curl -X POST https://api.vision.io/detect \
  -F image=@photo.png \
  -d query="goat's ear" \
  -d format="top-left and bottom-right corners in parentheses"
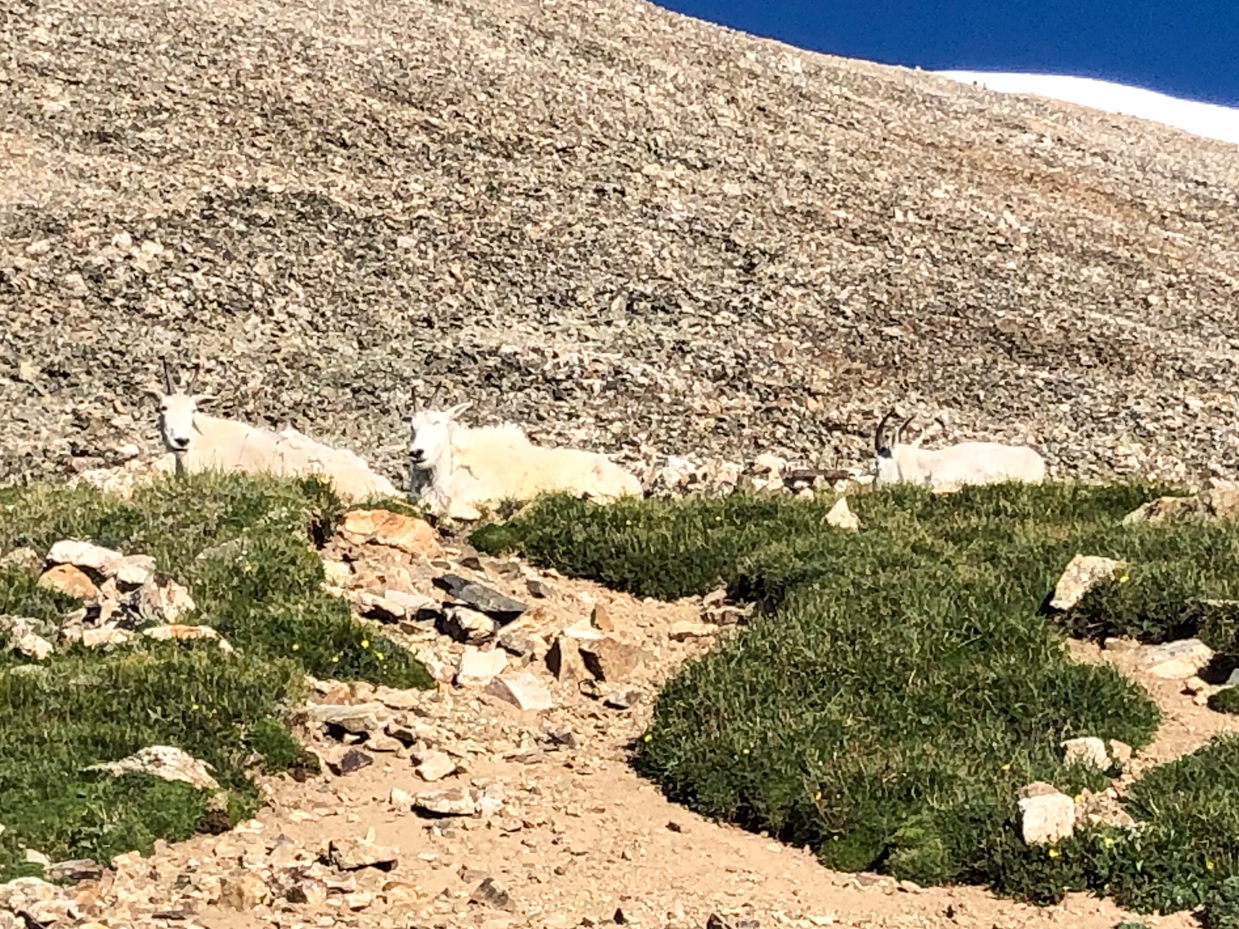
top-left (144, 385), bottom-right (165, 401)
top-left (445, 401), bottom-right (473, 420)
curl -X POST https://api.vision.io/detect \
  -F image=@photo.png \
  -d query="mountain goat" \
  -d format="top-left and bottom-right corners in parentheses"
top-left (153, 361), bottom-right (400, 503)
top-left (873, 409), bottom-right (1046, 489)
top-left (405, 394), bottom-right (643, 520)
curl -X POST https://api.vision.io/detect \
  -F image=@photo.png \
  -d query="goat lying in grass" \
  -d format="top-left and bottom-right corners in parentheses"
top-left (153, 361), bottom-right (400, 503)
top-left (406, 395), bottom-right (643, 520)
top-left (873, 409), bottom-right (1046, 489)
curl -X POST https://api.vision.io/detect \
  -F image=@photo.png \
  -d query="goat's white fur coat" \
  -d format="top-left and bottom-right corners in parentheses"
top-left (153, 413), bottom-right (400, 502)
top-left (873, 411), bottom-right (1046, 489)
top-left (407, 407), bottom-right (642, 519)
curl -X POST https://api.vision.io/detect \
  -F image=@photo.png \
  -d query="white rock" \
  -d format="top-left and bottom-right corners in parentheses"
top-left (824, 497), bottom-right (861, 531)
top-left (136, 575), bottom-right (197, 624)
top-left (352, 591), bottom-right (409, 622)
top-left (1107, 739), bottom-right (1133, 770)
top-left (416, 647), bottom-right (456, 684)
top-left (455, 648), bottom-right (508, 687)
top-left (475, 787), bottom-right (506, 818)
top-left (303, 702), bottom-right (390, 734)
top-left (484, 671), bottom-right (553, 711)
top-left (372, 686), bottom-right (422, 711)
top-left (322, 560), bottom-right (353, 586)
top-left (1049, 554), bottom-right (1127, 612)
top-left (753, 452), bottom-right (785, 475)
top-left (46, 539), bottom-right (124, 576)
top-left (1141, 638), bottom-right (1215, 679)
top-left (0, 877), bottom-right (57, 912)
top-left (114, 554), bottom-right (156, 588)
top-left (87, 745), bottom-right (219, 791)
top-left (441, 605), bottom-right (498, 643)
top-left (327, 830), bottom-right (398, 871)
top-left (1060, 737), bottom-right (1109, 771)
top-left (1017, 783), bottom-right (1075, 845)
top-left (14, 633), bottom-right (53, 661)
top-left (81, 626), bottom-right (134, 649)
top-left (390, 787), bottom-right (413, 807)
top-left (384, 589), bottom-right (437, 614)
top-left (560, 625), bottom-right (603, 641)
top-left (415, 751), bottom-right (458, 782)
top-left (412, 788), bottom-right (476, 817)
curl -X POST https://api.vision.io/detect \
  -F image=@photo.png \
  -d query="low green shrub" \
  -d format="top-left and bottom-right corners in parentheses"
top-left (0, 471), bottom-right (433, 877)
top-left (1210, 688), bottom-right (1239, 714)
top-left (0, 644), bottom-right (303, 874)
top-left (1204, 875), bottom-right (1239, 929)
top-left (982, 735), bottom-right (1239, 912)
top-left (472, 491), bottom-right (843, 601)
top-left (475, 481), bottom-right (1239, 912)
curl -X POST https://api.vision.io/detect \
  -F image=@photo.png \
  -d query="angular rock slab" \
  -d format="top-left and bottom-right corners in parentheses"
top-left (340, 509), bottom-right (443, 559)
top-left (1048, 554), bottom-right (1128, 612)
top-left (455, 648), bottom-right (508, 687)
top-left (1141, 637), bottom-right (1215, 679)
top-left (485, 671), bottom-right (553, 711)
top-left (824, 497), bottom-right (861, 531)
top-left (47, 539), bottom-right (124, 576)
top-left (1017, 782), bottom-right (1075, 845)
top-left (434, 573), bottom-right (527, 623)
top-left (86, 745), bottom-right (219, 791)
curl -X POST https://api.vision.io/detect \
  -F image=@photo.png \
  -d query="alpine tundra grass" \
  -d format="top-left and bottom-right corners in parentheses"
top-left (474, 481), bottom-right (1239, 914)
top-left (0, 471), bottom-right (432, 879)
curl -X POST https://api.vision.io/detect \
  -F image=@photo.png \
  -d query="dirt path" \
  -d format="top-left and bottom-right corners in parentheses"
top-left (17, 520), bottom-right (1234, 929)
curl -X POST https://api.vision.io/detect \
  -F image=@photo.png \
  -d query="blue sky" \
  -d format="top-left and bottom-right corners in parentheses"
top-left (653, 0), bottom-right (1239, 108)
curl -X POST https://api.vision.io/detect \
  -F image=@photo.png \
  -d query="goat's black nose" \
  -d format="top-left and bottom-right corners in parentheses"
top-left (408, 449), bottom-right (424, 463)
top-left (172, 437), bottom-right (190, 450)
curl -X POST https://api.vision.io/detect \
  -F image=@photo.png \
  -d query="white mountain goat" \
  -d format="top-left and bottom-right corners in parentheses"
top-left (405, 394), bottom-right (643, 519)
top-left (873, 409), bottom-right (1046, 489)
top-left (152, 361), bottom-right (400, 503)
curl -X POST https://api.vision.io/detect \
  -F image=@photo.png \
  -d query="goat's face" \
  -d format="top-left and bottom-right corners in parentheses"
top-left (406, 402), bottom-right (472, 472)
top-left (158, 390), bottom-right (198, 453)
top-left (873, 409), bottom-right (915, 487)
top-left (154, 360), bottom-right (208, 455)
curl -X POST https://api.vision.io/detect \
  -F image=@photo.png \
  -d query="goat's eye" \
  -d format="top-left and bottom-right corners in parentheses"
top-left (159, 404), bottom-right (168, 413)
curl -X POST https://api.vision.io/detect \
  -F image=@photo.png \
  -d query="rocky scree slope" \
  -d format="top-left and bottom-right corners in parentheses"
top-left (2, 0), bottom-right (1239, 487)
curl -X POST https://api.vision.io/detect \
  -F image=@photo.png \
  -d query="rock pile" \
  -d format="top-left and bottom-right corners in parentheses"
top-left (0, 539), bottom-right (220, 660)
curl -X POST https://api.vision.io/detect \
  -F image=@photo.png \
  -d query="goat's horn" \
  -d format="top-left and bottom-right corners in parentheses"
top-left (161, 359), bottom-right (175, 394)
top-left (187, 362), bottom-right (201, 393)
top-left (875, 410), bottom-right (898, 453)
top-left (897, 414), bottom-right (916, 445)
top-left (428, 383), bottom-right (444, 410)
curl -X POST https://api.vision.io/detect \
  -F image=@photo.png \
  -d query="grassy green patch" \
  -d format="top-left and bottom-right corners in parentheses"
top-left (982, 736), bottom-right (1239, 913)
top-left (0, 471), bottom-right (432, 878)
top-left (474, 481), bottom-right (1239, 911)
top-left (1210, 687), bottom-right (1239, 714)
top-left (0, 645), bottom-right (302, 873)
